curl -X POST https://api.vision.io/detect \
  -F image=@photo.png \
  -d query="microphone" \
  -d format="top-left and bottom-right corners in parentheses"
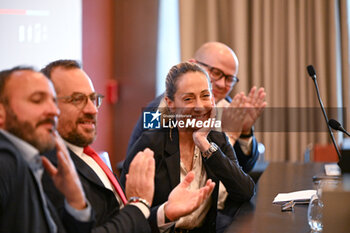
top-left (307, 65), bottom-right (316, 81)
top-left (328, 119), bottom-right (350, 137)
top-left (307, 65), bottom-right (341, 160)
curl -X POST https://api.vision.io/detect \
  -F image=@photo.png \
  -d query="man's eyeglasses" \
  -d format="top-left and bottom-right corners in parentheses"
top-left (196, 61), bottom-right (239, 86)
top-left (58, 92), bottom-right (104, 109)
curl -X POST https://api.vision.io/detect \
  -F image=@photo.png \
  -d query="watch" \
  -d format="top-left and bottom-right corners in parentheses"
top-left (240, 127), bottom-right (254, 138)
top-left (127, 197), bottom-right (150, 210)
top-left (202, 142), bottom-right (219, 158)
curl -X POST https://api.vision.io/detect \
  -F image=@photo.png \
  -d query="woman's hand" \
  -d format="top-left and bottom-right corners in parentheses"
top-left (164, 171), bottom-right (215, 221)
top-left (192, 100), bottom-right (216, 152)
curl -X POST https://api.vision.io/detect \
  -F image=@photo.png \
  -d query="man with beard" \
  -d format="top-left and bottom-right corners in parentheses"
top-left (41, 60), bottom-right (215, 233)
top-left (0, 66), bottom-right (94, 233)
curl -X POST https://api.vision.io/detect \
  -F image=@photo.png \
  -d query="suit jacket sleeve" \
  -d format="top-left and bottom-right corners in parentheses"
top-left (234, 136), bottom-right (259, 173)
top-left (206, 132), bottom-right (255, 202)
top-left (0, 149), bottom-right (16, 214)
top-left (43, 151), bottom-right (151, 233)
top-left (88, 205), bottom-right (151, 233)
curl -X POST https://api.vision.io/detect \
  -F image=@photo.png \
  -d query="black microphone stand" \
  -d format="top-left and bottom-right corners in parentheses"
top-left (307, 65), bottom-right (342, 160)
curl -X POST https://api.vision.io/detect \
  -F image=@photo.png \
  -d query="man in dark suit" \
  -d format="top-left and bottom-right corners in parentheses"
top-left (41, 60), bottom-right (214, 233)
top-left (0, 66), bottom-right (94, 233)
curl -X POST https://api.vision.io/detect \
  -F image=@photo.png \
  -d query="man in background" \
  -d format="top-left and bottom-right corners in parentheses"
top-left (0, 66), bottom-right (93, 233)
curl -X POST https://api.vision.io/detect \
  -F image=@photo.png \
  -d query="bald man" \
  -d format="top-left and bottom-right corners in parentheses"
top-left (193, 42), bottom-right (240, 102)
top-left (192, 42), bottom-right (266, 163)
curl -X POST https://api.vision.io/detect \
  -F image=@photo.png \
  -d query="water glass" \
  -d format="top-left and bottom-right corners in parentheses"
top-left (307, 179), bottom-right (340, 232)
top-left (307, 193), bottom-right (323, 232)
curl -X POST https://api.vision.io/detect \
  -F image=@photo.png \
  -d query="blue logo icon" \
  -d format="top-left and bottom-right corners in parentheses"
top-left (143, 110), bottom-right (161, 129)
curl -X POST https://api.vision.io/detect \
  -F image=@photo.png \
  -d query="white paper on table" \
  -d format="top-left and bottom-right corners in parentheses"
top-left (272, 190), bottom-right (317, 204)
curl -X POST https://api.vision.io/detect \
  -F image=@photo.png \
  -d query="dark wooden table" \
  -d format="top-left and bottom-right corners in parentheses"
top-left (225, 162), bottom-right (324, 233)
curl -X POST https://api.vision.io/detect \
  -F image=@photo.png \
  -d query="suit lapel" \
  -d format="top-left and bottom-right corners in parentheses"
top-left (164, 128), bottom-right (181, 189)
top-left (69, 149), bottom-right (106, 188)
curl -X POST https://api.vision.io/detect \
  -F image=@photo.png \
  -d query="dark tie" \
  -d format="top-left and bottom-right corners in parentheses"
top-left (83, 146), bottom-right (127, 204)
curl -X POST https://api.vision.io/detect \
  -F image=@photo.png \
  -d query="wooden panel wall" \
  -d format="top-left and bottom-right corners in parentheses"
top-left (83, 0), bottom-right (159, 172)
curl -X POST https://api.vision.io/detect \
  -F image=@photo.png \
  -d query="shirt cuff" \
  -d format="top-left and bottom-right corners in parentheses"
top-left (129, 202), bottom-right (150, 218)
top-left (64, 199), bottom-right (91, 222)
top-left (237, 137), bottom-right (253, 155)
top-left (157, 203), bottom-right (176, 233)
